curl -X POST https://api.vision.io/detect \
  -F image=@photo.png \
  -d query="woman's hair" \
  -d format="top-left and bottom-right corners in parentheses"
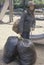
top-left (27, 1), bottom-right (35, 7)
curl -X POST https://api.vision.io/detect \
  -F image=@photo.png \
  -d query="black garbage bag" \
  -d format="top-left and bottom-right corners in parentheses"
top-left (17, 39), bottom-right (36, 65)
top-left (3, 36), bottom-right (18, 64)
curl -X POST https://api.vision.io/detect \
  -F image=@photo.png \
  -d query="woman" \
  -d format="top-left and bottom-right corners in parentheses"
top-left (18, 1), bottom-right (36, 39)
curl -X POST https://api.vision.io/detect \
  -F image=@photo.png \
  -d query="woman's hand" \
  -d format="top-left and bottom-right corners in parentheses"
top-left (19, 33), bottom-right (22, 35)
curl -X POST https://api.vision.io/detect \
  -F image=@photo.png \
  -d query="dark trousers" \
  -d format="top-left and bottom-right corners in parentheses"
top-left (21, 32), bottom-right (29, 39)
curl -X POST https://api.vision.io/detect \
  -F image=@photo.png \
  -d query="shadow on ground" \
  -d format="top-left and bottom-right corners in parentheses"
top-left (0, 21), bottom-right (12, 25)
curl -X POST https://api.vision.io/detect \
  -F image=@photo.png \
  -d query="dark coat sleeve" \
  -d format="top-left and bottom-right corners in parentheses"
top-left (18, 12), bottom-right (26, 33)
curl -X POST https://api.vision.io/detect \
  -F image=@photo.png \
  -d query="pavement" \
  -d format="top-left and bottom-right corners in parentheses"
top-left (0, 44), bottom-right (44, 65)
top-left (0, 14), bottom-right (44, 65)
top-left (1, 14), bottom-right (44, 44)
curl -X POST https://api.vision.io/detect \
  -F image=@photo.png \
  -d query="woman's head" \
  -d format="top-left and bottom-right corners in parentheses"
top-left (27, 1), bottom-right (35, 11)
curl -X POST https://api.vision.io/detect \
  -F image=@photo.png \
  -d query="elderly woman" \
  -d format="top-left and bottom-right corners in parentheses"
top-left (18, 1), bottom-right (36, 39)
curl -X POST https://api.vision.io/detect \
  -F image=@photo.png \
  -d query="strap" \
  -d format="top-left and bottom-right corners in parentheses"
top-left (30, 28), bottom-right (32, 41)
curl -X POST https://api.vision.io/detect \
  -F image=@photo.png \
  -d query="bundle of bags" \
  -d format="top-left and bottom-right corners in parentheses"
top-left (3, 36), bottom-right (36, 65)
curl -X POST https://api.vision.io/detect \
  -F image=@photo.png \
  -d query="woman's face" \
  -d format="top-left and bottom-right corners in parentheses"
top-left (29, 5), bottom-right (34, 11)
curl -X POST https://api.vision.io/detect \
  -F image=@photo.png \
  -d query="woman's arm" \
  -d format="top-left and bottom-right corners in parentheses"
top-left (18, 12), bottom-right (26, 33)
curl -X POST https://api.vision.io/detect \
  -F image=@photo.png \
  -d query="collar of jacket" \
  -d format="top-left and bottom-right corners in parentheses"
top-left (27, 9), bottom-right (34, 16)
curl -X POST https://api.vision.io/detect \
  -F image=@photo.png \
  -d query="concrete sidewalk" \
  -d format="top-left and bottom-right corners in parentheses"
top-left (0, 24), bottom-right (44, 65)
top-left (0, 15), bottom-right (44, 65)
top-left (0, 44), bottom-right (44, 65)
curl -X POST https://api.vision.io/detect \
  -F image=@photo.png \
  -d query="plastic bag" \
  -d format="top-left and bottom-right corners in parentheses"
top-left (12, 19), bottom-right (20, 34)
top-left (3, 36), bottom-right (18, 64)
top-left (17, 39), bottom-right (36, 65)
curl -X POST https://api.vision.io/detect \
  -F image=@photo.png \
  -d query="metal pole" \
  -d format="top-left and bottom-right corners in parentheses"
top-left (9, 0), bottom-right (13, 22)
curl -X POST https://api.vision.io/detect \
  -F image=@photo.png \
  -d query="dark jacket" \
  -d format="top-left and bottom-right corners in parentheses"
top-left (18, 10), bottom-right (35, 34)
